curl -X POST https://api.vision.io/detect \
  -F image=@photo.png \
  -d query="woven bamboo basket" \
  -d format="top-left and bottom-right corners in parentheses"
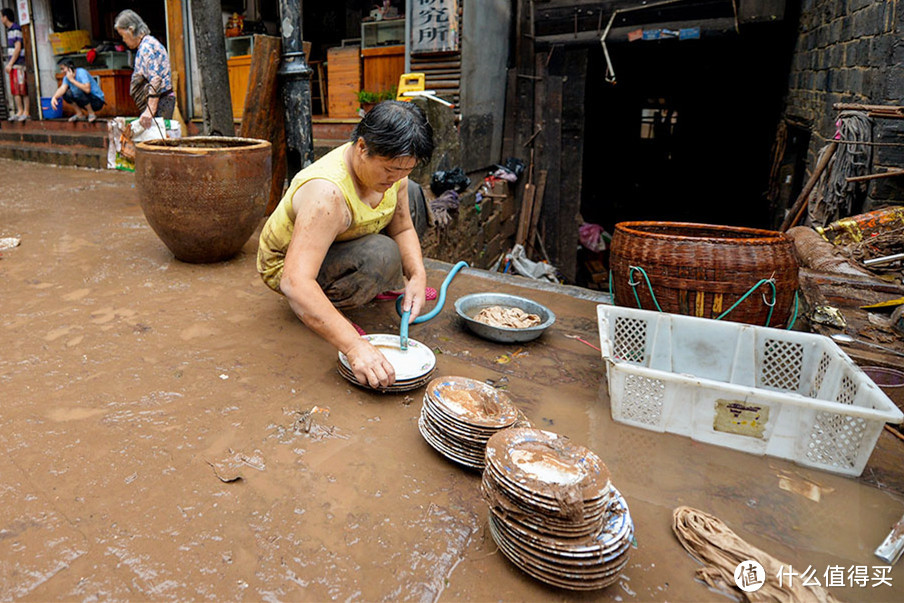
top-left (609, 222), bottom-right (799, 327)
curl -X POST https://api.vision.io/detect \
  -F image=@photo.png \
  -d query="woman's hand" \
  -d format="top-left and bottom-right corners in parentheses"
top-left (51, 96), bottom-right (60, 110)
top-left (346, 339), bottom-right (395, 388)
top-left (139, 108), bottom-right (153, 129)
top-left (4, 64), bottom-right (10, 74)
top-left (400, 272), bottom-right (427, 323)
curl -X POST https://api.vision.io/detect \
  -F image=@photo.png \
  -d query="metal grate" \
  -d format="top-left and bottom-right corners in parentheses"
top-left (809, 352), bottom-right (831, 398)
top-left (836, 375), bottom-right (857, 405)
top-left (761, 339), bottom-right (803, 392)
top-left (613, 317), bottom-right (647, 364)
top-left (621, 374), bottom-right (665, 426)
top-left (805, 412), bottom-right (868, 470)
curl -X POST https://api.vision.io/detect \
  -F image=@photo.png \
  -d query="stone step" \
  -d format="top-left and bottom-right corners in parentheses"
top-left (312, 118), bottom-right (357, 141)
top-left (0, 141), bottom-right (106, 169)
top-left (0, 128), bottom-right (107, 149)
top-left (1, 118), bottom-right (109, 133)
top-left (0, 118), bottom-right (353, 166)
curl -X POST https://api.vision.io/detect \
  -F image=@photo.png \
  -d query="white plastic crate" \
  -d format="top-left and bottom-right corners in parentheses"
top-left (597, 305), bottom-right (904, 476)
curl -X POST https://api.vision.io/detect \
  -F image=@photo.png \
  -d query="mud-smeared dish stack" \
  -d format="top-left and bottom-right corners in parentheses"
top-left (418, 376), bottom-right (519, 469)
top-left (482, 428), bottom-right (634, 590)
top-left (337, 334), bottom-right (435, 393)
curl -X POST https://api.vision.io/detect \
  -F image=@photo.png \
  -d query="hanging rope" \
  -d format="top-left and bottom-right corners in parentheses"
top-left (616, 265), bottom-right (798, 329)
top-left (808, 111), bottom-right (872, 226)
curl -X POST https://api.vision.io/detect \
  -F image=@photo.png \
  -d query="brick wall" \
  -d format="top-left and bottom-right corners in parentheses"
top-left (408, 97), bottom-right (519, 269)
top-left (784, 0), bottom-right (903, 207)
top-left (421, 178), bottom-right (518, 269)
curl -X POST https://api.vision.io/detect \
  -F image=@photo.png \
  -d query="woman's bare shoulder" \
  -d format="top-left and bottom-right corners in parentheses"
top-left (292, 178), bottom-right (350, 228)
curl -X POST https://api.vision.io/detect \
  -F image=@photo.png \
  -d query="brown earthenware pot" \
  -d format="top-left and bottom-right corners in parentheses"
top-left (134, 136), bottom-right (272, 263)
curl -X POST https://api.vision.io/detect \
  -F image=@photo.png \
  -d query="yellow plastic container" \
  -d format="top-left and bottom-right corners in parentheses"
top-left (49, 30), bottom-right (92, 55)
top-left (395, 73), bottom-right (426, 101)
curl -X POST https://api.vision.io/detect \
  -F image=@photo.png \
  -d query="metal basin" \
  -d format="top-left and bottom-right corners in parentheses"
top-left (135, 136), bottom-right (272, 263)
top-left (454, 293), bottom-right (555, 343)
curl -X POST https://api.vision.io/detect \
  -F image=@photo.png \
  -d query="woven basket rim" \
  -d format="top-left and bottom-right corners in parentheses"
top-left (615, 221), bottom-right (789, 245)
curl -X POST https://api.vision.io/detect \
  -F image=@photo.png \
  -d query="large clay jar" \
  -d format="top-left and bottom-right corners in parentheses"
top-left (134, 136), bottom-right (272, 263)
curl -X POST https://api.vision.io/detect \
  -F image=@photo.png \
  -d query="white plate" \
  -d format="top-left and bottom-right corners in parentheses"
top-left (338, 334), bottom-right (436, 381)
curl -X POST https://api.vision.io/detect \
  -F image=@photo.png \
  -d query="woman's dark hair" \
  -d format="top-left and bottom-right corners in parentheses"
top-left (1, 8), bottom-right (16, 22)
top-left (58, 58), bottom-right (76, 71)
top-left (351, 100), bottom-right (434, 165)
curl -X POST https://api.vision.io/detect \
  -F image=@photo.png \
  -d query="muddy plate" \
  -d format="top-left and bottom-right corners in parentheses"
top-left (485, 428), bottom-right (611, 502)
top-left (489, 516), bottom-right (632, 591)
top-left (480, 428), bottom-right (634, 590)
top-left (426, 376), bottom-right (519, 428)
top-left (418, 414), bottom-right (484, 470)
top-left (337, 361), bottom-right (434, 393)
top-left (418, 376), bottom-right (521, 469)
top-left (486, 488), bottom-right (634, 591)
top-left (338, 334), bottom-right (436, 381)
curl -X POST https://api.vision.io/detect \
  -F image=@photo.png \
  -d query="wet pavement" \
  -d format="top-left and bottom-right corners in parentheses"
top-left (1, 158), bottom-right (904, 601)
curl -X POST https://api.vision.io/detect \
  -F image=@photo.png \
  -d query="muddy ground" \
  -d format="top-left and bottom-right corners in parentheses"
top-left (1, 158), bottom-right (904, 601)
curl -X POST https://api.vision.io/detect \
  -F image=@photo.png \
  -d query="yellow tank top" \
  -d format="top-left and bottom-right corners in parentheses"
top-left (257, 142), bottom-right (401, 292)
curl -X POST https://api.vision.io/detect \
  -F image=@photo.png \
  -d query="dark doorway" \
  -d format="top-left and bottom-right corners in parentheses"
top-left (50, 0), bottom-right (77, 31)
top-left (580, 21), bottom-right (798, 237)
top-left (96, 0), bottom-right (167, 42)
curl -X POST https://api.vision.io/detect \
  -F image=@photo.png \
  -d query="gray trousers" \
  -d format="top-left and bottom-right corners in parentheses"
top-left (317, 181), bottom-right (428, 308)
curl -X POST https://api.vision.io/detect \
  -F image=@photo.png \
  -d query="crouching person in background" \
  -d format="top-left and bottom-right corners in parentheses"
top-left (50, 58), bottom-right (106, 123)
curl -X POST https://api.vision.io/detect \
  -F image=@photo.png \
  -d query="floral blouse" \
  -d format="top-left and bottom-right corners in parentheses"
top-left (133, 35), bottom-right (172, 97)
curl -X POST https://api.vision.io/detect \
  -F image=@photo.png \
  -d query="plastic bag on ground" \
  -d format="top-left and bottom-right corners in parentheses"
top-left (508, 244), bottom-right (558, 282)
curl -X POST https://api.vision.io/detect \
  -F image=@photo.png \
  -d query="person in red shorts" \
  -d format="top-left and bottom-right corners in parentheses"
top-left (2, 8), bottom-right (29, 121)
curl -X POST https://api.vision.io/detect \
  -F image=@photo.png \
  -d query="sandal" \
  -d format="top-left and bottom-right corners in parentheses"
top-left (68, 114), bottom-right (83, 122)
top-left (87, 114), bottom-right (97, 123)
top-left (374, 287), bottom-right (438, 302)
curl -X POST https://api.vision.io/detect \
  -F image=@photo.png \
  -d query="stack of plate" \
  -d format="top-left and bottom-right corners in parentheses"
top-left (482, 428), bottom-right (634, 591)
top-left (337, 334), bottom-right (436, 393)
top-left (418, 376), bottom-right (518, 469)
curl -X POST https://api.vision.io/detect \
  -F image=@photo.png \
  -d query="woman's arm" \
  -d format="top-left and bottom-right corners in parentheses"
top-left (281, 179), bottom-right (397, 387)
top-left (384, 178), bottom-right (427, 321)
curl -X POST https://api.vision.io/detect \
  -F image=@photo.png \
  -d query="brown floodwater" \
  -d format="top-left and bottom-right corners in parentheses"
top-left (1, 159), bottom-right (903, 601)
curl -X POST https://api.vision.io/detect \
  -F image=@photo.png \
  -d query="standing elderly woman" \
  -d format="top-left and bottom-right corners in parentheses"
top-left (114, 10), bottom-right (175, 129)
top-left (257, 101), bottom-right (434, 389)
